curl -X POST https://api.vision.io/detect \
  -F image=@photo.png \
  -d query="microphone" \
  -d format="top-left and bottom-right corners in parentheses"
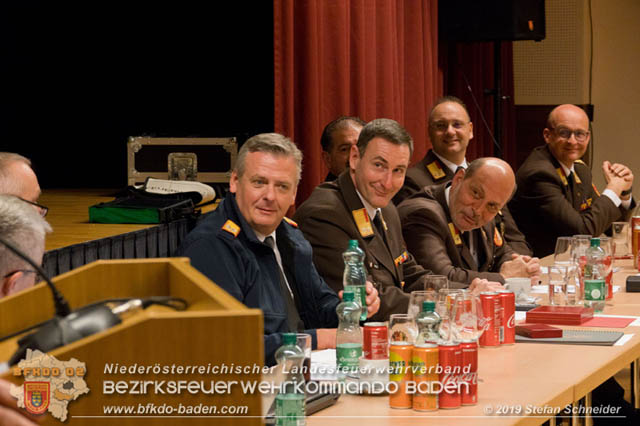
top-left (0, 235), bottom-right (71, 317)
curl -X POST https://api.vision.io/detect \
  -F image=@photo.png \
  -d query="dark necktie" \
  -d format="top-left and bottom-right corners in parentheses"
top-left (264, 236), bottom-right (303, 332)
top-left (373, 211), bottom-right (387, 244)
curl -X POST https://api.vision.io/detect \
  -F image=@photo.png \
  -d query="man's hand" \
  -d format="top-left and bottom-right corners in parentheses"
top-left (364, 281), bottom-right (380, 318)
top-left (0, 379), bottom-right (40, 425)
top-left (315, 329), bottom-right (337, 350)
top-left (468, 278), bottom-right (504, 295)
top-left (500, 254), bottom-right (541, 280)
top-left (603, 161), bottom-right (633, 199)
top-left (338, 281), bottom-right (380, 318)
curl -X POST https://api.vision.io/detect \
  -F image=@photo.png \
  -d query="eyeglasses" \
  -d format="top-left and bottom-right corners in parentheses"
top-left (3, 269), bottom-right (39, 280)
top-left (549, 127), bottom-right (590, 142)
top-left (18, 197), bottom-right (49, 217)
top-left (430, 120), bottom-right (469, 132)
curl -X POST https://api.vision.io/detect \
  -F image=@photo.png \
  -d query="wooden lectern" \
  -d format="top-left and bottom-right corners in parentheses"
top-left (0, 258), bottom-right (264, 425)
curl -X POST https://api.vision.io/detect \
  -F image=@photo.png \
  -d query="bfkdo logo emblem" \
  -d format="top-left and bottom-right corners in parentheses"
top-left (24, 381), bottom-right (50, 414)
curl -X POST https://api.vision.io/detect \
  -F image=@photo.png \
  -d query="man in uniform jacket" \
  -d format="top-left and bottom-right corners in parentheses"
top-left (393, 96), bottom-right (532, 256)
top-left (176, 133), bottom-right (380, 365)
top-left (295, 119), bottom-right (501, 321)
top-left (320, 116), bottom-right (365, 182)
top-left (509, 104), bottom-right (635, 257)
top-left (398, 158), bottom-right (540, 285)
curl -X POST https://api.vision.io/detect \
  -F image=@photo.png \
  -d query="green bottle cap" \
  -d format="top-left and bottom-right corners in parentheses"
top-left (590, 238), bottom-right (600, 247)
top-left (422, 301), bottom-right (435, 312)
top-left (348, 240), bottom-right (359, 249)
top-left (282, 333), bottom-right (297, 345)
top-left (343, 291), bottom-right (355, 302)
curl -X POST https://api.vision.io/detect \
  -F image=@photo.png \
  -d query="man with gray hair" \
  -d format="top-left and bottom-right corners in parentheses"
top-left (176, 133), bottom-right (380, 366)
top-left (0, 194), bottom-right (52, 298)
top-left (0, 153), bottom-right (42, 203)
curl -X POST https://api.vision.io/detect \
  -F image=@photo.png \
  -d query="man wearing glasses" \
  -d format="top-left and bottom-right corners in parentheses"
top-left (0, 194), bottom-right (52, 298)
top-left (0, 152), bottom-right (48, 217)
top-left (509, 104), bottom-right (635, 257)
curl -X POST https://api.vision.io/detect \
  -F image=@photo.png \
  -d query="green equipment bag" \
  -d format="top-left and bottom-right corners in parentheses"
top-left (89, 187), bottom-right (200, 224)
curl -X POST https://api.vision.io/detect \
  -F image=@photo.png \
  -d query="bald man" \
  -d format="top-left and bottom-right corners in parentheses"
top-left (509, 104), bottom-right (635, 257)
top-left (393, 96), bottom-right (531, 256)
top-left (398, 158), bottom-right (539, 284)
top-left (0, 153), bottom-right (46, 217)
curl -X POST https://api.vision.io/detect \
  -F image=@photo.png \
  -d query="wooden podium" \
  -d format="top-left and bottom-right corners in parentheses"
top-left (0, 258), bottom-right (264, 425)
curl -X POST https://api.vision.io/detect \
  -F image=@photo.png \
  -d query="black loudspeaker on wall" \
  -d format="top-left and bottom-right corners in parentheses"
top-left (439, 0), bottom-right (545, 42)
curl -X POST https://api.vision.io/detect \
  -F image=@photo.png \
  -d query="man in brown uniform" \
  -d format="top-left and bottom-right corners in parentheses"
top-left (294, 118), bottom-right (500, 320)
top-left (398, 158), bottom-right (539, 284)
top-left (509, 104), bottom-right (635, 257)
top-left (393, 96), bottom-right (531, 256)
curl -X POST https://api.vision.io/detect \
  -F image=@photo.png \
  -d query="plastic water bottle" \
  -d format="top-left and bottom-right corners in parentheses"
top-left (583, 238), bottom-right (606, 312)
top-left (415, 301), bottom-right (442, 344)
top-left (343, 240), bottom-right (368, 321)
top-left (275, 333), bottom-right (306, 426)
top-left (336, 291), bottom-right (362, 380)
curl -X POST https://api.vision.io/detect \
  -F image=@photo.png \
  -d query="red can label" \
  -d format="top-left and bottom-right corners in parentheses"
top-left (460, 341), bottom-right (478, 405)
top-left (363, 322), bottom-right (388, 360)
top-left (498, 291), bottom-right (515, 345)
top-left (479, 292), bottom-right (501, 347)
top-left (438, 342), bottom-right (461, 409)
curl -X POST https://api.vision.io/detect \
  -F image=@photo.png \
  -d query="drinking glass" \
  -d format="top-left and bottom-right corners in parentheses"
top-left (553, 237), bottom-right (573, 266)
top-left (450, 292), bottom-right (485, 342)
top-left (599, 236), bottom-right (614, 300)
top-left (546, 265), bottom-right (569, 306)
top-left (424, 275), bottom-right (448, 291)
top-left (407, 290), bottom-right (437, 318)
top-left (389, 314), bottom-right (418, 344)
top-left (436, 289), bottom-right (463, 343)
top-left (612, 222), bottom-right (631, 259)
top-left (570, 235), bottom-right (591, 304)
top-left (296, 333), bottom-right (312, 382)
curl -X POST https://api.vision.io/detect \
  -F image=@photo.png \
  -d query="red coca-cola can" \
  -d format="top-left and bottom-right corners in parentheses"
top-left (363, 322), bottom-right (388, 360)
top-left (438, 341), bottom-right (461, 409)
top-left (460, 340), bottom-right (478, 405)
top-left (633, 216), bottom-right (640, 269)
top-left (498, 290), bottom-right (515, 345)
top-left (479, 292), bottom-right (501, 347)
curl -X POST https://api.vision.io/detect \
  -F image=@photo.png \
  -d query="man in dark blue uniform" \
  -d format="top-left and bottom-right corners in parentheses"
top-left (176, 133), bottom-right (380, 365)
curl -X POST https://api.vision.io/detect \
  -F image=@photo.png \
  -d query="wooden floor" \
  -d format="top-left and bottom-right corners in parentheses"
top-left (40, 189), bottom-right (156, 251)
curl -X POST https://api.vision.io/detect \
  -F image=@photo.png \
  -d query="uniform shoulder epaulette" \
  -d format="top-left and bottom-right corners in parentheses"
top-left (221, 220), bottom-right (240, 237)
top-left (283, 217), bottom-right (298, 228)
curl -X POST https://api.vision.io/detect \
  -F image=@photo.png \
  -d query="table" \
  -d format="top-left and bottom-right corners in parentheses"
top-left (40, 189), bottom-right (152, 251)
top-left (308, 261), bottom-right (640, 425)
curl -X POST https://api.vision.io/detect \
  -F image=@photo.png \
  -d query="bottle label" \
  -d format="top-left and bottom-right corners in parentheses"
top-left (275, 393), bottom-right (305, 426)
top-left (584, 279), bottom-right (605, 301)
top-left (336, 343), bottom-right (362, 372)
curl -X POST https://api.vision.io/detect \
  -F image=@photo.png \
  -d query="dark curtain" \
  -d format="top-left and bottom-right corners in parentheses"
top-left (274, 0), bottom-right (441, 205)
top-left (440, 41), bottom-right (517, 167)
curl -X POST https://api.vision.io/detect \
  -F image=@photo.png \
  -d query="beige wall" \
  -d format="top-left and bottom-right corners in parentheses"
top-left (591, 0), bottom-right (640, 198)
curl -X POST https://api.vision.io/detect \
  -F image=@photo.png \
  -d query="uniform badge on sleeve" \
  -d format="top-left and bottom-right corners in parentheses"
top-left (352, 208), bottom-right (374, 237)
top-left (222, 220), bottom-right (240, 237)
top-left (427, 161), bottom-right (446, 180)
top-left (394, 250), bottom-right (409, 266)
top-left (283, 217), bottom-right (298, 228)
top-left (448, 223), bottom-right (463, 246)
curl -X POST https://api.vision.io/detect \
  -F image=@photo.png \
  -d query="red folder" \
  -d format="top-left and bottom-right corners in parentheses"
top-left (526, 305), bottom-right (594, 325)
top-left (516, 323), bottom-right (563, 338)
